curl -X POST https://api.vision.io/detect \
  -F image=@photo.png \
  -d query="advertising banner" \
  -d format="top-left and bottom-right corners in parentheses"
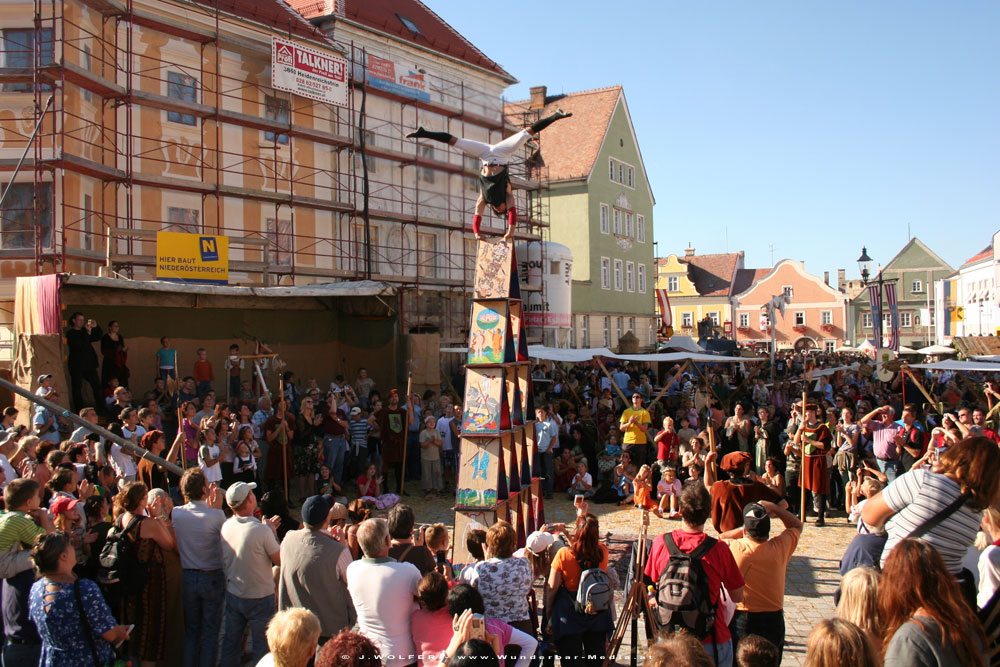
top-left (365, 54), bottom-right (431, 102)
top-left (272, 36), bottom-right (349, 107)
top-left (156, 232), bottom-right (229, 285)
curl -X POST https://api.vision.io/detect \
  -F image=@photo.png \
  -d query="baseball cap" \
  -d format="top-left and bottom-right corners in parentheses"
top-left (301, 494), bottom-right (334, 527)
top-left (524, 530), bottom-right (554, 555)
top-left (50, 496), bottom-right (81, 517)
top-left (37, 374), bottom-right (52, 384)
top-left (742, 502), bottom-right (770, 539)
top-left (350, 407), bottom-right (361, 416)
top-left (225, 482), bottom-right (257, 508)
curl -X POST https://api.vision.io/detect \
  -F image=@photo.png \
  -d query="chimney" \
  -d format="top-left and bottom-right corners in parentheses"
top-left (837, 268), bottom-right (846, 285)
top-left (824, 271), bottom-right (829, 286)
top-left (529, 86), bottom-right (547, 110)
top-left (684, 244), bottom-right (695, 259)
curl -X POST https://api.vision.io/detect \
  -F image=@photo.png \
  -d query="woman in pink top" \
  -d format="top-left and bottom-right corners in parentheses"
top-left (410, 574), bottom-right (536, 667)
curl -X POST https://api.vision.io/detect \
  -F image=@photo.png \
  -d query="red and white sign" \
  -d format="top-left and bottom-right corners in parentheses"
top-left (272, 37), bottom-right (349, 107)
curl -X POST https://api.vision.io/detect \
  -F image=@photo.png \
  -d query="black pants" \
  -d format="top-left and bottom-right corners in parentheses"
top-left (70, 366), bottom-right (102, 411)
top-left (556, 631), bottom-right (606, 667)
top-left (386, 461), bottom-right (404, 493)
top-left (730, 609), bottom-right (785, 662)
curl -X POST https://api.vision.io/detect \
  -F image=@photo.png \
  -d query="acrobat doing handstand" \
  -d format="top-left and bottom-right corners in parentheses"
top-left (407, 110), bottom-right (571, 239)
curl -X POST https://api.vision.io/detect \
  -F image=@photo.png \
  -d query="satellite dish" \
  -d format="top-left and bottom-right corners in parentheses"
top-left (875, 348), bottom-right (896, 382)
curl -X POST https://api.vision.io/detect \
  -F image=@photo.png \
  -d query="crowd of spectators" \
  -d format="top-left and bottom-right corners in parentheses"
top-left (2, 313), bottom-right (999, 666)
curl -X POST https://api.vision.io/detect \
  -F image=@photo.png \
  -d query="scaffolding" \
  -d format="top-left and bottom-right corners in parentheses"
top-left (0, 0), bottom-right (549, 344)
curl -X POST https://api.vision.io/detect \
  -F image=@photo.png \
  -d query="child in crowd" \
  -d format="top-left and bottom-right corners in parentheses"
top-left (419, 415), bottom-right (442, 499)
top-left (567, 461), bottom-right (595, 499)
top-left (631, 464), bottom-right (661, 516)
top-left (656, 465), bottom-right (682, 518)
top-left (35, 373), bottom-right (58, 405)
top-left (103, 378), bottom-right (119, 408)
top-left (598, 432), bottom-right (623, 481)
top-left (225, 344), bottom-right (243, 405)
top-left (0, 479), bottom-right (52, 552)
top-left (615, 463), bottom-right (636, 506)
top-left (233, 437), bottom-right (259, 486)
top-left (315, 464), bottom-right (342, 498)
top-left (348, 407), bottom-right (370, 478)
top-left (554, 449), bottom-right (576, 492)
top-left (193, 347), bottom-right (214, 396)
top-left (425, 523), bottom-right (454, 581)
top-left (848, 475), bottom-right (884, 534)
top-left (654, 416), bottom-right (679, 472)
top-left (686, 461), bottom-right (705, 488)
top-left (239, 379), bottom-right (255, 408)
top-left (198, 427), bottom-right (223, 484)
top-left (357, 462), bottom-right (399, 510)
top-left (155, 337), bottom-right (177, 380)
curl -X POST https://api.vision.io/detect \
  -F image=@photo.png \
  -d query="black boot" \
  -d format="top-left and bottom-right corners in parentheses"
top-left (406, 126), bottom-right (453, 143)
top-left (528, 109), bottom-right (572, 134)
top-left (815, 495), bottom-right (827, 526)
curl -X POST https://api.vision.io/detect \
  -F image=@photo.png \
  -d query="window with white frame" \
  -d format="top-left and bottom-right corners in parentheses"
top-left (794, 311), bottom-right (806, 326)
top-left (600, 203), bottom-right (609, 234)
top-left (883, 312), bottom-right (892, 329)
top-left (629, 317), bottom-right (635, 333)
top-left (824, 340), bottom-right (835, 353)
top-left (637, 215), bottom-right (645, 243)
top-left (900, 311), bottom-right (912, 328)
top-left (166, 206), bottom-right (199, 233)
top-left (264, 95), bottom-right (290, 144)
top-left (608, 157), bottom-right (636, 188)
top-left (613, 209), bottom-right (622, 235)
top-left (266, 218), bottom-right (292, 266)
top-left (614, 259), bottom-right (623, 291)
top-left (626, 261), bottom-right (635, 292)
top-left (609, 158), bottom-right (615, 181)
top-left (821, 310), bottom-right (833, 326)
top-left (708, 312), bottom-right (720, 326)
top-left (581, 315), bottom-right (589, 348)
top-left (667, 276), bottom-right (679, 292)
top-left (601, 257), bottom-right (610, 290)
top-left (627, 166), bottom-right (635, 188)
top-left (638, 264), bottom-right (646, 293)
top-left (738, 313), bottom-right (749, 329)
top-left (625, 212), bottom-right (633, 237)
top-left (603, 317), bottom-right (610, 347)
top-left (862, 312), bottom-right (873, 329)
top-left (649, 322), bottom-right (655, 345)
top-left (418, 145), bottom-right (435, 183)
top-left (616, 316), bottom-right (623, 339)
top-left (911, 280), bottom-right (923, 293)
top-left (1, 183), bottom-right (52, 249)
top-left (783, 285), bottom-right (793, 299)
top-left (681, 312), bottom-right (693, 328)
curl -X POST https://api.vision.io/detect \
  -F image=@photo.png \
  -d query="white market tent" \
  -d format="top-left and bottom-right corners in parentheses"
top-left (916, 344), bottom-right (957, 355)
top-left (908, 360), bottom-right (1000, 372)
top-left (656, 336), bottom-right (705, 354)
top-left (898, 345), bottom-right (920, 355)
top-left (811, 363), bottom-right (860, 377)
top-left (835, 345), bottom-right (858, 353)
top-left (441, 345), bottom-right (762, 364)
top-left (972, 355), bottom-right (1000, 363)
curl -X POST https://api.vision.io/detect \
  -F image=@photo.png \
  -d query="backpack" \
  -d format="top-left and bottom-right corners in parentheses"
top-left (97, 515), bottom-right (148, 593)
top-left (574, 556), bottom-right (612, 615)
top-left (655, 533), bottom-right (717, 641)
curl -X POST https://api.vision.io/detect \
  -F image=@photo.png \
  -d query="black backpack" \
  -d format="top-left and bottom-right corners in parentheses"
top-left (97, 515), bottom-right (148, 593)
top-left (655, 533), bottom-right (717, 641)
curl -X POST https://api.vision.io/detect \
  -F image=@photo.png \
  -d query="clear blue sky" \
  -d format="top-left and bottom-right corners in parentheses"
top-left (428, 1), bottom-right (999, 277)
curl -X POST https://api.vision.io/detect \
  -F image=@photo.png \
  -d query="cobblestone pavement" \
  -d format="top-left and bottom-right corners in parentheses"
top-left (403, 483), bottom-right (857, 666)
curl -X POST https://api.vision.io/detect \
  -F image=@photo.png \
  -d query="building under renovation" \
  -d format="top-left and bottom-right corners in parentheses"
top-left (0, 0), bottom-right (552, 370)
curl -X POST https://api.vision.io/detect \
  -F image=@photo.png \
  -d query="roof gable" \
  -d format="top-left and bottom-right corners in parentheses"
top-left (734, 259), bottom-right (845, 304)
top-left (504, 86), bottom-right (621, 183)
top-left (884, 237), bottom-right (954, 273)
top-left (289, 0), bottom-right (514, 80)
top-left (194, 0), bottom-right (338, 44)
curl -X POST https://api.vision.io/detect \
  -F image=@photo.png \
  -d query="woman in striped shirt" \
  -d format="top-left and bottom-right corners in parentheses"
top-left (862, 436), bottom-right (1000, 606)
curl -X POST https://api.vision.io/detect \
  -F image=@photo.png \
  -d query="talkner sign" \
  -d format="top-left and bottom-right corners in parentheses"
top-left (272, 36), bottom-right (349, 108)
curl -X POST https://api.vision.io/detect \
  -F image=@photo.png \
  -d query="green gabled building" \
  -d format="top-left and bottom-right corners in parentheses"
top-left (505, 85), bottom-right (656, 350)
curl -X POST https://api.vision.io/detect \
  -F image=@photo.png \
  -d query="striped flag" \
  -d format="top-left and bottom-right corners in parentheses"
top-left (885, 282), bottom-right (900, 351)
top-left (868, 283), bottom-right (882, 343)
top-left (656, 289), bottom-right (672, 335)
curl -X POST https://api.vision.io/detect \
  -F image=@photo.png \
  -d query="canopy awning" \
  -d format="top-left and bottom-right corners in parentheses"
top-left (916, 344), bottom-right (957, 355)
top-left (908, 360), bottom-right (1000, 372)
top-left (60, 274), bottom-right (396, 298)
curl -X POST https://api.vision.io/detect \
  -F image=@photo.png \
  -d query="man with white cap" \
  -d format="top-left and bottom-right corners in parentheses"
top-left (220, 482), bottom-right (281, 667)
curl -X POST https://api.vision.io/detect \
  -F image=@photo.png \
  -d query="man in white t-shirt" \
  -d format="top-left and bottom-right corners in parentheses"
top-left (346, 518), bottom-right (421, 667)
top-left (220, 482), bottom-right (280, 667)
top-left (435, 410), bottom-right (456, 489)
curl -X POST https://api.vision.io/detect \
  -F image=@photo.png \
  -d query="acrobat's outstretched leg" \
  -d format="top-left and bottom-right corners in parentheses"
top-left (406, 127), bottom-right (457, 145)
top-left (526, 108), bottom-right (573, 136)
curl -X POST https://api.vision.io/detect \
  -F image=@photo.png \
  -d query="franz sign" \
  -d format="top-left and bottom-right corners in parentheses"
top-left (272, 37), bottom-right (349, 107)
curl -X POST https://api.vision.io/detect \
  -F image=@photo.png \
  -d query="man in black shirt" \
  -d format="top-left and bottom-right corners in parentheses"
top-left (386, 504), bottom-right (436, 575)
top-left (65, 312), bottom-right (102, 411)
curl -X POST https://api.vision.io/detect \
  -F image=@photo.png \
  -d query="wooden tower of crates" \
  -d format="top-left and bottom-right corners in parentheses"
top-left (453, 239), bottom-right (545, 563)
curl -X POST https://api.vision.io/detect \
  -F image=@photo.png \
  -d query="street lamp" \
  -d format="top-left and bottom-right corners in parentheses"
top-left (857, 246), bottom-right (896, 347)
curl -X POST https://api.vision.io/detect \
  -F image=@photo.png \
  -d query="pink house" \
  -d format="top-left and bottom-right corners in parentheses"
top-left (731, 260), bottom-right (847, 352)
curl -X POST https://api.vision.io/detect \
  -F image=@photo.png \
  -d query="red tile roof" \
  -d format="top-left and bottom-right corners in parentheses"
top-left (504, 86), bottom-right (622, 182)
top-left (732, 268), bottom-right (770, 295)
top-left (962, 244), bottom-right (992, 267)
top-left (193, 0), bottom-right (336, 44)
top-left (683, 253), bottom-right (742, 297)
top-left (287, 0), bottom-right (514, 81)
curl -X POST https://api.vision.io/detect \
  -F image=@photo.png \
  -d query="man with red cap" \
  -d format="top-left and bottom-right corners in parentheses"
top-left (705, 451), bottom-right (787, 533)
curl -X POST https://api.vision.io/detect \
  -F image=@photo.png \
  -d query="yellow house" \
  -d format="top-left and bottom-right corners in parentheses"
top-left (655, 247), bottom-right (744, 338)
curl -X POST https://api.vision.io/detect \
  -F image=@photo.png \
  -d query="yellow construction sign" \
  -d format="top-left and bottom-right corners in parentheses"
top-left (156, 231), bottom-right (229, 285)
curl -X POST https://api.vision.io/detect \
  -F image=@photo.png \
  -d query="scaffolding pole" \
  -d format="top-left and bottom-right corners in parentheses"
top-left (0, 377), bottom-right (184, 476)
